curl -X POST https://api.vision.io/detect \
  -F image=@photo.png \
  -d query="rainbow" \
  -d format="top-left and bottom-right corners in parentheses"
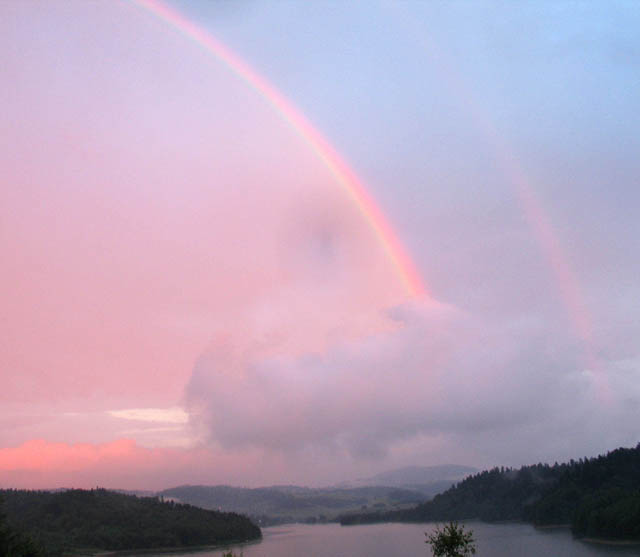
top-left (131, 0), bottom-right (426, 299)
top-left (388, 9), bottom-right (608, 396)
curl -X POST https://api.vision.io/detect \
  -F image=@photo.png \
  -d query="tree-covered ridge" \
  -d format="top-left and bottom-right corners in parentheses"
top-left (341, 444), bottom-right (640, 541)
top-left (341, 463), bottom-right (559, 524)
top-left (526, 445), bottom-right (640, 539)
top-left (1, 488), bottom-right (261, 556)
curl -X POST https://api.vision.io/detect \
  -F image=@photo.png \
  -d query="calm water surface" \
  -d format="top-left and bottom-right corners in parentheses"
top-left (151, 522), bottom-right (640, 557)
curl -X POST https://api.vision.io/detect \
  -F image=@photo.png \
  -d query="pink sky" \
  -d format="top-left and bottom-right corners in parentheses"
top-left (3, 1), bottom-right (640, 490)
top-left (1, 0), bottom-right (418, 489)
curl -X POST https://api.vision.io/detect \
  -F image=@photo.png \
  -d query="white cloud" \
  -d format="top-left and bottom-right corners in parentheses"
top-left (186, 298), bottom-right (638, 466)
top-left (107, 407), bottom-right (189, 424)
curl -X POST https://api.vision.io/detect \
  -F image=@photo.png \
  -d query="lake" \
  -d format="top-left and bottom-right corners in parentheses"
top-left (149, 522), bottom-right (640, 556)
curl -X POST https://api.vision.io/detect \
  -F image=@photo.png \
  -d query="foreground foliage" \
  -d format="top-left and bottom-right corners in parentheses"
top-left (341, 444), bottom-right (640, 541)
top-left (426, 522), bottom-right (475, 557)
top-left (1, 488), bottom-right (260, 556)
top-left (0, 497), bottom-right (43, 557)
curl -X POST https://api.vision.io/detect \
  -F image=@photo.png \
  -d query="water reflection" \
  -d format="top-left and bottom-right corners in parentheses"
top-left (149, 522), bottom-right (640, 557)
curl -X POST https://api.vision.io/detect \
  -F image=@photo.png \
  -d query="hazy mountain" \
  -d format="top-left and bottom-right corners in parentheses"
top-left (336, 464), bottom-right (477, 496)
top-left (159, 484), bottom-right (426, 526)
top-left (367, 465), bottom-right (477, 486)
top-left (157, 466), bottom-right (476, 525)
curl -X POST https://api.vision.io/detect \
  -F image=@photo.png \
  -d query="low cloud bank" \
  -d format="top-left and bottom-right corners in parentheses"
top-left (186, 300), bottom-right (640, 465)
top-left (0, 439), bottom-right (279, 490)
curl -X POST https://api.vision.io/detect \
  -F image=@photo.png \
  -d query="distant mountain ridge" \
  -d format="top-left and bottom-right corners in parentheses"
top-left (2, 464), bottom-right (475, 532)
top-left (336, 464), bottom-right (477, 496)
top-left (158, 465), bottom-right (476, 525)
top-left (347, 464), bottom-right (477, 487)
top-left (159, 484), bottom-right (427, 526)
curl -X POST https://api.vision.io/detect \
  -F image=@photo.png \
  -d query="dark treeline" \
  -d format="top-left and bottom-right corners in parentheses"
top-left (340, 444), bottom-right (640, 541)
top-left (0, 488), bottom-right (261, 556)
top-left (1, 500), bottom-right (41, 557)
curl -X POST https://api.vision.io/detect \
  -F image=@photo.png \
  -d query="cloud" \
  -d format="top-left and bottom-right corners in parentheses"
top-left (0, 439), bottom-right (277, 490)
top-left (0, 439), bottom-right (181, 489)
top-left (107, 407), bottom-right (189, 424)
top-left (2, 0), bottom-right (639, 488)
top-left (0, 438), bottom-right (385, 490)
top-left (185, 299), bottom-right (640, 465)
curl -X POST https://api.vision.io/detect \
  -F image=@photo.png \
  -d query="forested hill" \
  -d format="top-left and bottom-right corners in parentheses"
top-left (340, 444), bottom-right (640, 540)
top-left (1, 488), bottom-right (261, 556)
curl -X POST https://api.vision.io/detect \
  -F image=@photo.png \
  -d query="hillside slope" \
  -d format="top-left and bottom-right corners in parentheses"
top-left (341, 444), bottom-right (640, 541)
top-left (1, 488), bottom-right (261, 556)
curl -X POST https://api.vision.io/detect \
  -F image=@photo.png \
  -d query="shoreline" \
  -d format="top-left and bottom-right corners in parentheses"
top-left (85, 535), bottom-right (263, 556)
top-left (534, 525), bottom-right (640, 546)
top-left (581, 537), bottom-right (640, 547)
